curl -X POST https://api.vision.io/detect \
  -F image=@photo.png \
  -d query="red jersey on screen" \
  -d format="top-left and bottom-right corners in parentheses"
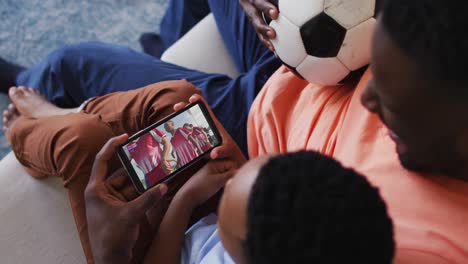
top-left (171, 127), bottom-right (198, 166)
top-left (192, 127), bottom-right (212, 152)
top-left (128, 128), bottom-right (169, 186)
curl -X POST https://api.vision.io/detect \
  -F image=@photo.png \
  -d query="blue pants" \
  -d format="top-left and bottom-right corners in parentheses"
top-left (15, 0), bottom-right (281, 155)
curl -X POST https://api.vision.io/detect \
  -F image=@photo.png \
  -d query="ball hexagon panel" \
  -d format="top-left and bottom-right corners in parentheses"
top-left (337, 18), bottom-right (376, 70)
top-left (296, 56), bottom-right (350, 85)
top-left (300, 12), bottom-right (346, 58)
top-left (270, 14), bottom-right (307, 67)
top-left (324, 0), bottom-right (375, 29)
top-left (278, 0), bottom-right (324, 27)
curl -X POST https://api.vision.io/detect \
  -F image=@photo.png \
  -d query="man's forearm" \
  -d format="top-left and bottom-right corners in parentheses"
top-left (143, 193), bottom-right (195, 264)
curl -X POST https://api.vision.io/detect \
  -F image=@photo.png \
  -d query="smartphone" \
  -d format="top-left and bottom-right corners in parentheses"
top-left (118, 101), bottom-right (222, 193)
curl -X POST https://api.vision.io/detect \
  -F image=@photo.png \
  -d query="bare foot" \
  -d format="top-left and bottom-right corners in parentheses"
top-left (2, 101), bottom-right (48, 178)
top-left (2, 103), bottom-right (20, 145)
top-left (8, 86), bottom-right (78, 118)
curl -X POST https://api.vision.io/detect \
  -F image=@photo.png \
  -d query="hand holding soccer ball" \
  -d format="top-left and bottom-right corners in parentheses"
top-left (239, 0), bottom-right (279, 51)
top-left (242, 0), bottom-right (381, 86)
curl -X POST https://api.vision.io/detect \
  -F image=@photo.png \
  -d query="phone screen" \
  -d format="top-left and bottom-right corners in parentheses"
top-left (118, 102), bottom-right (222, 193)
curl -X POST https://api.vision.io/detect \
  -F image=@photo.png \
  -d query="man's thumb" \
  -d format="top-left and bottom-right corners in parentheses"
top-left (129, 184), bottom-right (168, 215)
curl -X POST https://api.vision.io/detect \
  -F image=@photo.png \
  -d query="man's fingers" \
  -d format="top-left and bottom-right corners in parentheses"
top-left (253, 0), bottom-right (279, 20)
top-left (243, 0), bottom-right (278, 37)
top-left (258, 34), bottom-right (275, 52)
top-left (121, 182), bottom-right (140, 201)
top-left (107, 168), bottom-right (129, 190)
top-left (128, 184), bottom-right (168, 216)
top-left (210, 145), bottom-right (238, 161)
top-left (243, 2), bottom-right (266, 28)
top-left (210, 145), bottom-right (228, 160)
top-left (211, 145), bottom-right (246, 167)
top-left (90, 134), bottom-right (129, 183)
top-left (173, 102), bottom-right (188, 112)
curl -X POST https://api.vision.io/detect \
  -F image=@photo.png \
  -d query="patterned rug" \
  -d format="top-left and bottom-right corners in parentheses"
top-left (0, 0), bottom-right (168, 159)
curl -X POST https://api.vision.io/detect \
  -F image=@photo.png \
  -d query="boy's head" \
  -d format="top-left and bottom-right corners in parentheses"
top-left (217, 151), bottom-right (395, 264)
top-left (361, 0), bottom-right (468, 177)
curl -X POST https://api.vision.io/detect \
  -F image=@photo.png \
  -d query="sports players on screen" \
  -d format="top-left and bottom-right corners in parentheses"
top-left (123, 105), bottom-right (218, 190)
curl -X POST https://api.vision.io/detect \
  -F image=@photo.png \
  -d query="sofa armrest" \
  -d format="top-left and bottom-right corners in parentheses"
top-left (0, 152), bottom-right (86, 264)
top-left (161, 14), bottom-right (240, 79)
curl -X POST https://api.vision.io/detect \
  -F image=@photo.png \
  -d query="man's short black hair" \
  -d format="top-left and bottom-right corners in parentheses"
top-left (245, 151), bottom-right (395, 264)
top-left (381, 0), bottom-right (468, 97)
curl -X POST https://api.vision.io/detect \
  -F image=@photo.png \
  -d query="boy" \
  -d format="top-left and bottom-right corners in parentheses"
top-left (143, 150), bottom-right (395, 263)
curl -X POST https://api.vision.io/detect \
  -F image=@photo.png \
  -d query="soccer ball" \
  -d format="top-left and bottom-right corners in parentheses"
top-left (264, 0), bottom-right (380, 85)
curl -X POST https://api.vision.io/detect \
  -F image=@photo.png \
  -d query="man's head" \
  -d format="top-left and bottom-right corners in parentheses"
top-left (183, 123), bottom-right (193, 132)
top-left (217, 151), bottom-right (395, 264)
top-left (361, 0), bottom-right (468, 177)
top-left (164, 120), bottom-right (175, 134)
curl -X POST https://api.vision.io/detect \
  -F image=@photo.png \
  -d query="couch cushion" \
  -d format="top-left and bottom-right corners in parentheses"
top-left (0, 152), bottom-right (86, 263)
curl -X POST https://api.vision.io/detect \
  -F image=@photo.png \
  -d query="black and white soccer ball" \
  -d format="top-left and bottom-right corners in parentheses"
top-left (264, 0), bottom-right (380, 85)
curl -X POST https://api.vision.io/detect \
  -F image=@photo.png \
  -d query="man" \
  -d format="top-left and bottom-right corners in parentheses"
top-left (164, 120), bottom-right (199, 167)
top-left (246, 0), bottom-right (468, 262)
top-left (127, 128), bottom-right (176, 187)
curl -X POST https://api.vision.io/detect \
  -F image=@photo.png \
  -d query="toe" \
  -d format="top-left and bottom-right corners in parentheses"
top-left (8, 86), bottom-right (17, 98)
top-left (16, 86), bottom-right (27, 95)
top-left (7, 103), bottom-right (18, 116)
top-left (3, 109), bottom-right (10, 118)
top-left (9, 86), bottom-right (26, 100)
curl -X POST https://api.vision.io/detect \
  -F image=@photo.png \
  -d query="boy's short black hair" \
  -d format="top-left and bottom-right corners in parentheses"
top-left (382, 0), bottom-right (468, 98)
top-left (245, 151), bottom-right (395, 264)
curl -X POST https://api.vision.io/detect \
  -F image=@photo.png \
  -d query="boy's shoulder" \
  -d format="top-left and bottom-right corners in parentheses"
top-left (182, 214), bottom-right (234, 264)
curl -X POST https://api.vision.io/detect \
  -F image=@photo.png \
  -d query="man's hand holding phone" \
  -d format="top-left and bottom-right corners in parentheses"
top-left (85, 134), bottom-right (168, 264)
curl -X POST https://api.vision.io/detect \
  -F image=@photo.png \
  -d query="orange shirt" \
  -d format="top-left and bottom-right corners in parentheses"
top-left (247, 66), bottom-right (468, 264)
